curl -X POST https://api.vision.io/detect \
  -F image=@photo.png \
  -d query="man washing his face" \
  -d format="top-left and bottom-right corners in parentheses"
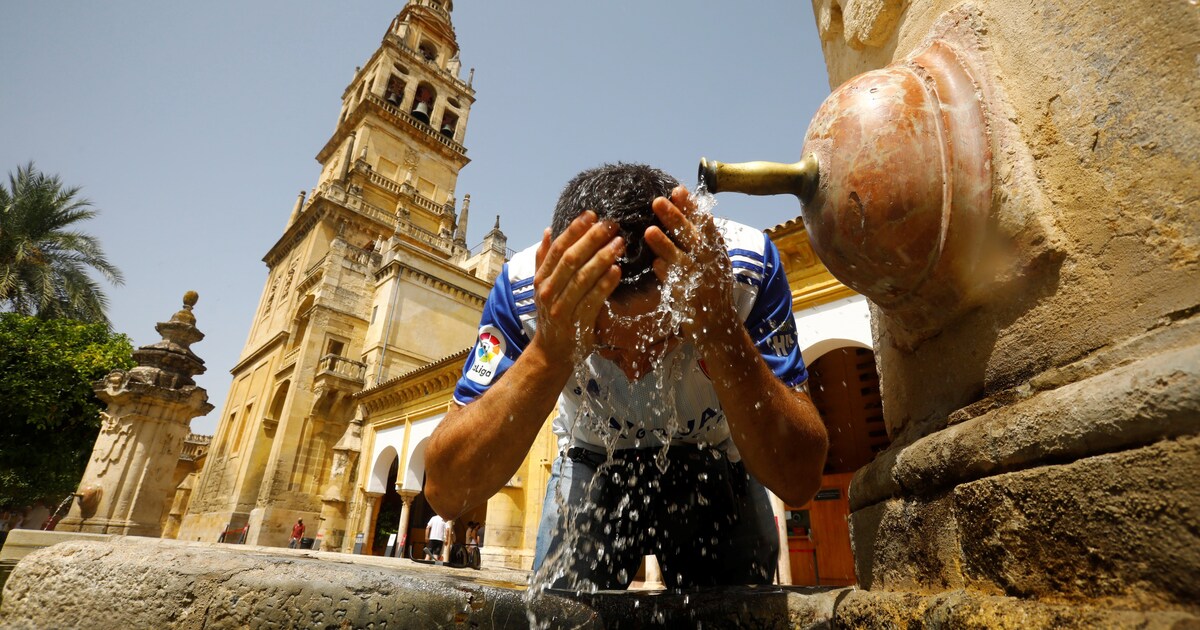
top-left (425, 163), bottom-right (827, 589)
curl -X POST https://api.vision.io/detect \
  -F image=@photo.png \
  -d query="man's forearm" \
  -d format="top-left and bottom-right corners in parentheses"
top-left (425, 340), bottom-right (571, 517)
top-left (698, 324), bottom-right (828, 506)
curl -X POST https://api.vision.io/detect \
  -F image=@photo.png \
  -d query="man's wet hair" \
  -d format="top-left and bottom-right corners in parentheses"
top-left (550, 163), bottom-right (679, 296)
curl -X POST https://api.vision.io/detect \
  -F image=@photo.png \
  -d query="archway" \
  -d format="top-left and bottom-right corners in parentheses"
top-left (394, 436), bottom-right (488, 561)
top-left (785, 345), bottom-right (889, 587)
top-left (371, 457), bottom-right (403, 556)
top-left (801, 337), bottom-right (872, 364)
top-left (411, 82), bottom-right (437, 124)
top-left (367, 445), bottom-right (399, 494)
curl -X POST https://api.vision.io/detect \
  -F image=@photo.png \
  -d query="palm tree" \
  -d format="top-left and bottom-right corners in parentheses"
top-left (0, 163), bottom-right (124, 325)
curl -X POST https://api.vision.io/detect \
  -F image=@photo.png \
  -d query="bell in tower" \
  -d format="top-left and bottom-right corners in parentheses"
top-left (412, 100), bottom-right (431, 124)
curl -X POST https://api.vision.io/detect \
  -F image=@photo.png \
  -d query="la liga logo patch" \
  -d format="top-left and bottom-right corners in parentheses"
top-left (467, 325), bottom-right (506, 385)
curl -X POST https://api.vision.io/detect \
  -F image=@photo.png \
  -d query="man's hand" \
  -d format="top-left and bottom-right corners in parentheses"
top-left (532, 210), bottom-right (625, 363)
top-left (426, 210), bottom-right (622, 518)
top-left (647, 186), bottom-right (828, 507)
top-left (644, 186), bottom-right (738, 344)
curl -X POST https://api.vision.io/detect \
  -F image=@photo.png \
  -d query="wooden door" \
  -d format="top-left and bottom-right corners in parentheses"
top-left (808, 472), bottom-right (856, 585)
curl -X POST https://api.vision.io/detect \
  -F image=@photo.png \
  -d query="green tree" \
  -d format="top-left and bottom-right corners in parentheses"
top-left (0, 313), bottom-right (134, 511)
top-left (0, 163), bottom-right (124, 326)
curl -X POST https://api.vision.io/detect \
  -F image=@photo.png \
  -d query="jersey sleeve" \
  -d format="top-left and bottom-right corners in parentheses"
top-left (453, 264), bottom-right (532, 404)
top-left (744, 233), bottom-right (808, 387)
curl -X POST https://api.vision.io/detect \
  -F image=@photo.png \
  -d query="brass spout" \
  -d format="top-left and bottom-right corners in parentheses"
top-left (697, 154), bottom-right (819, 206)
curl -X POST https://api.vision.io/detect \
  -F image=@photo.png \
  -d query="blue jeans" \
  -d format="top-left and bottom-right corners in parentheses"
top-left (532, 446), bottom-right (779, 590)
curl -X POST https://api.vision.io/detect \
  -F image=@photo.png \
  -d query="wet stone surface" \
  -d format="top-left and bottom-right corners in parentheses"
top-left (3, 536), bottom-right (1196, 628)
top-left (0, 537), bottom-right (847, 629)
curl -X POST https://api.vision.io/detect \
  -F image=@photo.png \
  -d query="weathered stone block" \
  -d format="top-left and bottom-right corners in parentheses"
top-left (894, 342), bottom-right (1200, 500)
top-left (849, 493), bottom-right (966, 593)
top-left (833, 589), bottom-right (1199, 630)
top-left (953, 435), bottom-right (1200, 611)
top-left (850, 436), bottom-right (1200, 612)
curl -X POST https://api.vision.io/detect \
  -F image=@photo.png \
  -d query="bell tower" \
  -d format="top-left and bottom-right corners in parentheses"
top-left (177, 1), bottom-right (507, 548)
top-left (316, 0), bottom-right (473, 245)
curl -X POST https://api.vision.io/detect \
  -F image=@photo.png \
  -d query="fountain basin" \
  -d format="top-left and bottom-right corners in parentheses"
top-left (0, 536), bottom-right (847, 629)
top-left (2, 534), bottom-right (1192, 628)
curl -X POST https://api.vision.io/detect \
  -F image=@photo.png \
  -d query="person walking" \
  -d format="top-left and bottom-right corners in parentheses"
top-left (288, 518), bottom-right (306, 549)
top-left (425, 513), bottom-right (448, 561)
top-left (464, 521), bottom-right (482, 569)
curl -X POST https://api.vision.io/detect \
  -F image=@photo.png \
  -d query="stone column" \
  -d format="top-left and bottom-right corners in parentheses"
top-left (371, 64), bottom-right (389, 98)
top-left (769, 492), bottom-right (792, 585)
top-left (395, 489), bottom-right (418, 557)
top-left (58, 293), bottom-right (214, 537)
top-left (317, 497), bottom-right (345, 551)
top-left (360, 491), bottom-right (383, 554)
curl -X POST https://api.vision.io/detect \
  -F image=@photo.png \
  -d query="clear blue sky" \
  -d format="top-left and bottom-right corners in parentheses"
top-left (0, 2), bottom-right (831, 435)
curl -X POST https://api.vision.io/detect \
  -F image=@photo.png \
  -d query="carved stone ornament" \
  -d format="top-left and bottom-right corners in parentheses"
top-left (800, 35), bottom-right (991, 337)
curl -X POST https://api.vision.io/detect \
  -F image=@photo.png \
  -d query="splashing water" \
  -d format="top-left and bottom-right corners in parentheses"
top-left (525, 188), bottom-right (731, 627)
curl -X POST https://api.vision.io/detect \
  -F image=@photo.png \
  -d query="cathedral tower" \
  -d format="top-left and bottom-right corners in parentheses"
top-left (178, 0), bottom-right (506, 547)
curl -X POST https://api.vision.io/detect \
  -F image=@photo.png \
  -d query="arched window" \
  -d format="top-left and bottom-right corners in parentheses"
top-left (411, 82), bottom-right (436, 123)
top-left (290, 295), bottom-right (315, 350)
top-left (264, 380), bottom-right (290, 431)
top-left (439, 110), bottom-right (459, 139)
top-left (385, 75), bottom-right (407, 108)
top-left (418, 40), bottom-right (438, 64)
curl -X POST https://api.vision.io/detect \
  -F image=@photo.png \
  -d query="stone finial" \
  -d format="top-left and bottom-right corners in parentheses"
top-left (484, 215), bottom-right (507, 256)
top-left (454, 194), bottom-right (470, 244)
top-left (171, 292), bottom-right (199, 326)
top-left (62, 289), bottom-right (213, 538)
top-left (114, 292), bottom-right (208, 390)
top-left (289, 190), bottom-right (307, 225)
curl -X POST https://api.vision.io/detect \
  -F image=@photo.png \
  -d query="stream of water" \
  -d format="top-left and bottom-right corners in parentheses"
top-left (524, 189), bottom-right (728, 626)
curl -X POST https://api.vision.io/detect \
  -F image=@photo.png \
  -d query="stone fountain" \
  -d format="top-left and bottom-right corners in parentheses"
top-left (54, 292), bottom-right (214, 537)
top-left (701, 1), bottom-right (1198, 626)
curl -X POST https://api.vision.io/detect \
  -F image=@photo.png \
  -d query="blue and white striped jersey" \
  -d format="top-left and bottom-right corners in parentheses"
top-left (453, 218), bottom-right (807, 460)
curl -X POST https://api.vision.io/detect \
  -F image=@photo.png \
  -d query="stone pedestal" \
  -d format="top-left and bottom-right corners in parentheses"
top-left (57, 293), bottom-right (213, 537)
